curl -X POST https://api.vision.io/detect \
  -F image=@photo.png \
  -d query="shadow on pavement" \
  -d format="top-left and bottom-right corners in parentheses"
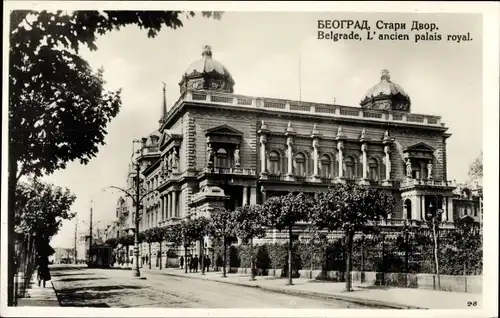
top-left (57, 277), bottom-right (108, 282)
top-left (51, 272), bottom-right (92, 277)
top-left (56, 285), bottom-right (144, 307)
top-left (357, 285), bottom-right (393, 290)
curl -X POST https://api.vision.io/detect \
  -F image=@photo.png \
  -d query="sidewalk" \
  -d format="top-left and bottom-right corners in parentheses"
top-left (143, 268), bottom-right (481, 310)
top-left (16, 273), bottom-right (60, 307)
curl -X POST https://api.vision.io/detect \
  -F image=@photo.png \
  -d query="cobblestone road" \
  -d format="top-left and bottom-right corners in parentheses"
top-left (50, 265), bottom-right (372, 308)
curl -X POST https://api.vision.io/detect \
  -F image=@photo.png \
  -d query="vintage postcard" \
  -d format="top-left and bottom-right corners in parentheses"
top-left (1, 1), bottom-right (498, 318)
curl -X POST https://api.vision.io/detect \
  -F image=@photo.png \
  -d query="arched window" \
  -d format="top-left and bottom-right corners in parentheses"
top-left (344, 156), bottom-right (355, 179)
top-left (320, 154), bottom-right (332, 178)
top-left (216, 148), bottom-right (229, 168)
top-left (294, 153), bottom-right (306, 176)
top-left (404, 199), bottom-right (412, 220)
top-left (268, 151), bottom-right (280, 174)
top-left (368, 158), bottom-right (379, 181)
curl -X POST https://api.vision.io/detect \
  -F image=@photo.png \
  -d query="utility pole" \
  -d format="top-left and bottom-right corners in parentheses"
top-left (89, 202), bottom-right (93, 262)
top-left (133, 158), bottom-right (141, 277)
top-left (74, 220), bottom-right (78, 264)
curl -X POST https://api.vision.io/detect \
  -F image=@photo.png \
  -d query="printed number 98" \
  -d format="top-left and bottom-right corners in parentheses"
top-left (467, 301), bottom-right (478, 307)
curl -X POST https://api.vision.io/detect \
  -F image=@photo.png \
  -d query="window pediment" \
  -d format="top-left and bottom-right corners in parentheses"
top-left (206, 124), bottom-right (243, 145)
top-left (403, 142), bottom-right (435, 160)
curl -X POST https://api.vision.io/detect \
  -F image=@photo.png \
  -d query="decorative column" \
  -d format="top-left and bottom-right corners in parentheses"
top-left (167, 192), bottom-right (172, 219)
top-left (311, 124), bottom-right (321, 182)
top-left (171, 191), bottom-right (177, 218)
top-left (242, 186), bottom-right (249, 206)
top-left (382, 131), bottom-right (393, 186)
top-left (336, 126), bottom-right (346, 183)
top-left (258, 121), bottom-right (269, 179)
top-left (285, 121), bottom-right (296, 182)
top-left (249, 186), bottom-right (257, 205)
top-left (359, 129), bottom-right (370, 185)
top-left (161, 196), bottom-right (165, 220)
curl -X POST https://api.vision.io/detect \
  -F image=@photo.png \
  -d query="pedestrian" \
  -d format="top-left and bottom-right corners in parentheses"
top-left (189, 256), bottom-right (195, 273)
top-left (205, 255), bottom-right (211, 272)
top-left (180, 255), bottom-right (184, 269)
top-left (37, 255), bottom-right (51, 288)
top-left (193, 254), bottom-right (199, 273)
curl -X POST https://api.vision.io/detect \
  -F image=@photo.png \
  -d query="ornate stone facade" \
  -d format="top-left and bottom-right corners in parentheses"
top-left (119, 46), bottom-right (473, 263)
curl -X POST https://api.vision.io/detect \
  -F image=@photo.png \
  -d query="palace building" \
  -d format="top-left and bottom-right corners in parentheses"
top-left (114, 45), bottom-right (478, 263)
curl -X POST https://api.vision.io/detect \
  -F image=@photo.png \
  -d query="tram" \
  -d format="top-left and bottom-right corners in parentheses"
top-left (87, 245), bottom-right (113, 268)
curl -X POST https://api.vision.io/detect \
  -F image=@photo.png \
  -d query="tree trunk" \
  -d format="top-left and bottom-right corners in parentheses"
top-left (159, 241), bottom-right (162, 270)
top-left (250, 238), bottom-right (255, 281)
top-left (148, 243), bottom-right (151, 269)
top-left (345, 231), bottom-right (354, 292)
top-left (201, 237), bottom-right (205, 275)
top-left (432, 221), bottom-right (441, 290)
top-left (184, 246), bottom-right (188, 273)
top-left (222, 237), bottom-right (227, 278)
top-left (8, 157), bottom-right (18, 306)
top-left (288, 224), bottom-right (293, 285)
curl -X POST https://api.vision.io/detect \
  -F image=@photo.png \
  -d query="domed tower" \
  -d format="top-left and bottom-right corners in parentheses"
top-left (360, 69), bottom-right (411, 112)
top-left (179, 45), bottom-right (235, 95)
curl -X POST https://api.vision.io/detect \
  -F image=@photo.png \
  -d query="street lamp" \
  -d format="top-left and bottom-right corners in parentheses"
top-left (426, 204), bottom-right (444, 290)
top-left (104, 138), bottom-right (154, 279)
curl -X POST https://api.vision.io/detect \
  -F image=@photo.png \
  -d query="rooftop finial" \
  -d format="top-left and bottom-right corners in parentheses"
top-left (202, 45), bottom-right (212, 58)
top-left (381, 69), bottom-right (391, 81)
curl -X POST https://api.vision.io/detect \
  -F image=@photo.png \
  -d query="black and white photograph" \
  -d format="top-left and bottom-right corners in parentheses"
top-left (1, 1), bottom-right (498, 317)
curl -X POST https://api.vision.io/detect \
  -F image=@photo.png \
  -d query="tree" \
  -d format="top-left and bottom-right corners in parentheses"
top-left (314, 183), bottom-right (396, 292)
top-left (261, 193), bottom-right (316, 285)
top-left (186, 217), bottom-right (211, 274)
top-left (209, 207), bottom-right (238, 278)
top-left (170, 220), bottom-right (196, 274)
top-left (15, 178), bottom-right (77, 240)
top-left (233, 204), bottom-right (267, 280)
top-left (142, 228), bottom-right (155, 269)
top-left (149, 226), bottom-right (168, 269)
top-left (467, 151), bottom-right (483, 187)
top-left (7, 10), bottom-right (223, 305)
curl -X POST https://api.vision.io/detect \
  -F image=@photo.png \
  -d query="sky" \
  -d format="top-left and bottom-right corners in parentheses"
top-left (37, 11), bottom-right (482, 248)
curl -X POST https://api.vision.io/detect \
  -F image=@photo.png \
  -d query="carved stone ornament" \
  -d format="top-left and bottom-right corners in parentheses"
top-left (259, 135), bottom-right (267, 145)
top-left (384, 145), bottom-right (391, 154)
top-left (234, 147), bottom-right (240, 167)
top-left (172, 148), bottom-right (179, 168)
top-left (361, 144), bottom-right (367, 153)
top-left (286, 136), bottom-right (293, 147)
top-left (260, 120), bottom-right (268, 131)
top-left (336, 126), bottom-right (345, 138)
top-left (360, 128), bottom-right (366, 140)
top-left (427, 163), bottom-right (433, 179)
top-left (406, 159), bottom-right (412, 177)
top-left (312, 139), bottom-right (319, 149)
top-left (337, 141), bottom-right (344, 150)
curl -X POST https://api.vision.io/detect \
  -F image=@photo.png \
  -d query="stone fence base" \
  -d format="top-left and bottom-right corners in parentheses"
top-left (229, 268), bottom-right (482, 293)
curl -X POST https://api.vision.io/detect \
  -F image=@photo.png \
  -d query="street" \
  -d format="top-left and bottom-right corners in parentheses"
top-left (50, 265), bottom-right (371, 308)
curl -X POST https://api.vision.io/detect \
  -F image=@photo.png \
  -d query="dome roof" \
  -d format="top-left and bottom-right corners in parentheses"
top-left (179, 45), bottom-right (235, 94)
top-left (360, 69), bottom-right (411, 112)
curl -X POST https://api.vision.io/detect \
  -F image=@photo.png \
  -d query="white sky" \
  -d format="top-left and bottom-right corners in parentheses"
top-left (39, 11), bottom-right (482, 248)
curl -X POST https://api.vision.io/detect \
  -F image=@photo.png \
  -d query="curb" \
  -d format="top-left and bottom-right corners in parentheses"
top-left (151, 270), bottom-right (424, 309)
top-left (51, 280), bottom-right (63, 307)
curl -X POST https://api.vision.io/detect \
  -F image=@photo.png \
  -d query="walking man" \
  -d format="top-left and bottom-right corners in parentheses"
top-left (180, 255), bottom-right (184, 269)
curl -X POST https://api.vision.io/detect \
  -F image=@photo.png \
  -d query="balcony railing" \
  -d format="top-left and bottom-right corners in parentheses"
top-left (400, 178), bottom-right (456, 188)
top-left (203, 167), bottom-right (256, 176)
top-left (174, 90), bottom-right (443, 127)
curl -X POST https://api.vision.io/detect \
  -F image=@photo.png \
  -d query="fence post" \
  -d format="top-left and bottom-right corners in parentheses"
top-left (464, 262), bottom-right (468, 293)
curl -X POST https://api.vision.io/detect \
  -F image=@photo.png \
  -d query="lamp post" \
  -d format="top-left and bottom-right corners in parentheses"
top-left (105, 138), bottom-right (153, 278)
top-left (426, 203), bottom-right (443, 291)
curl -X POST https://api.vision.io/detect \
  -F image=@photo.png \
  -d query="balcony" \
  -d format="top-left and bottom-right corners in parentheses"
top-left (400, 178), bottom-right (456, 189)
top-left (202, 167), bottom-right (256, 176)
top-left (171, 90), bottom-right (443, 127)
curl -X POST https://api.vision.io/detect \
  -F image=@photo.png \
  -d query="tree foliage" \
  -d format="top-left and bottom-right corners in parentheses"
top-left (468, 151), bottom-right (483, 186)
top-left (233, 204), bottom-right (267, 243)
top-left (14, 178), bottom-right (76, 238)
top-left (314, 184), bottom-right (396, 233)
top-left (209, 207), bottom-right (237, 242)
top-left (261, 193), bottom-right (315, 231)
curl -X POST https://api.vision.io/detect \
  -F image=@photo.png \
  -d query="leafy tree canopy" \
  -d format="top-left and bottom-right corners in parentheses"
top-left (314, 184), bottom-right (396, 233)
top-left (15, 178), bottom-right (76, 238)
top-left (261, 193), bottom-right (315, 232)
top-left (468, 151), bottom-right (483, 187)
top-left (209, 207), bottom-right (238, 240)
top-left (9, 10), bottom-right (223, 180)
top-left (233, 204), bottom-right (267, 243)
